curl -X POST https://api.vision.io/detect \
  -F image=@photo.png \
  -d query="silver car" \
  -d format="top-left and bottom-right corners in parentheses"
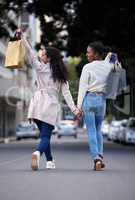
top-left (107, 120), bottom-right (123, 142)
top-left (125, 118), bottom-right (135, 144)
top-left (117, 119), bottom-right (128, 143)
top-left (16, 121), bottom-right (39, 140)
top-left (101, 120), bottom-right (110, 136)
top-left (57, 120), bottom-right (78, 138)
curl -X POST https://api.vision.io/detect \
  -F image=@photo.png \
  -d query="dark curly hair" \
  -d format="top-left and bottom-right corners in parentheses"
top-left (88, 41), bottom-right (111, 59)
top-left (45, 47), bottom-right (69, 83)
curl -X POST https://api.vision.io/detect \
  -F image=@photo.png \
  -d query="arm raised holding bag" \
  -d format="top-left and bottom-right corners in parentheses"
top-left (15, 29), bottom-right (82, 119)
top-left (15, 28), bottom-right (45, 71)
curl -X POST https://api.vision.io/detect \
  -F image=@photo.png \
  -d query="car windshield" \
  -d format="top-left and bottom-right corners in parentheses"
top-left (121, 122), bottom-right (128, 127)
top-left (128, 120), bottom-right (135, 129)
top-left (111, 121), bottom-right (121, 127)
top-left (64, 115), bottom-right (74, 120)
top-left (17, 123), bottom-right (34, 131)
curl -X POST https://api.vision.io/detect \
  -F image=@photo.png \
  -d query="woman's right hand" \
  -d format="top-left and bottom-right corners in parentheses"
top-left (16, 28), bottom-right (22, 33)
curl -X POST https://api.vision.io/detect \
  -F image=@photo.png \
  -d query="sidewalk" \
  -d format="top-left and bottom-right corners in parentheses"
top-left (0, 137), bottom-right (16, 144)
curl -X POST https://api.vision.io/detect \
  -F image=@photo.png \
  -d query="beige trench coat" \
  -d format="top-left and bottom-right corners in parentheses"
top-left (23, 37), bottom-right (76, 125)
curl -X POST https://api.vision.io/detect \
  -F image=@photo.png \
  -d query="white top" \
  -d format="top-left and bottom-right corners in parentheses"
top-left (77, 60), bottom-right (113, 109)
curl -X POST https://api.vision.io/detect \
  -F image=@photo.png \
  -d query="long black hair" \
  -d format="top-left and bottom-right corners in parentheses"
top-left (45, 47), bottom-right (69, 83)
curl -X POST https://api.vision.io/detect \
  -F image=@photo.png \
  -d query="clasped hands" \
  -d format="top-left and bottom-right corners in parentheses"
top-left (73, 108), bottom-right (82, 119)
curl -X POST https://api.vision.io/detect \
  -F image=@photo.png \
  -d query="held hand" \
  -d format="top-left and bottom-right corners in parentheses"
top-left (73, 108), bottom-right (82, 119)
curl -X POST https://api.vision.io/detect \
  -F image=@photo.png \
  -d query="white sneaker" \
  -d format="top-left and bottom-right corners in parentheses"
top-left (46, 160), bottom-right (56, 169)
top-left (31, 151), bottom-right (40, 171)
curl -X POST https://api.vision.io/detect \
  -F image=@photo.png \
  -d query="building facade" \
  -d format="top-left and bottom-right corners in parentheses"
top-left (0, 9), bottom-right (38, 139)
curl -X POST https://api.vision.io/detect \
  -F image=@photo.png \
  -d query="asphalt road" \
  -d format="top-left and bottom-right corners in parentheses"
top-left (0, 134), bottom-right (135, 200)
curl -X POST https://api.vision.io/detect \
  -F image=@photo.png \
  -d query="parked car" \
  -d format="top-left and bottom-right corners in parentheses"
top-left (57, 120), bottom-right (78, 138)
top-left (125, 118), bottom-right (135, 144)
top-left (82, 123), bottom-right (87, 134)
top-left (64, 114), bottom-right (75, 120)
top-left (16, 121), bottom-right (39, 140)
top-left (52, 126), bottom-right (58, 135)
top-left (107, 120), bottom-right (123, 142)
top-left (101, 120), bottom-right (110, 136)
top-left (117, 119), bottom-right (128, 143)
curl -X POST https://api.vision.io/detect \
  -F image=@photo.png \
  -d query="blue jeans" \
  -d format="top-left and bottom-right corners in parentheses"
top-left (82, 92), bottom-right (106, 160)
top-left (34, 119), bottom-right (54, 161)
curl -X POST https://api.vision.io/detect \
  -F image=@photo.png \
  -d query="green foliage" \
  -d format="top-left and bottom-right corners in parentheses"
top-left (1, 0), bottom-right (135, 58)
top-left (66, 57), bottom-right (80, 102)
top-left (67, 57), bottom-right (81, 79)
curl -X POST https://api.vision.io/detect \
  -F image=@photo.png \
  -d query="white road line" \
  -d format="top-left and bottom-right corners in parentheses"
top-left (0, 155), bottom-right (30, 166)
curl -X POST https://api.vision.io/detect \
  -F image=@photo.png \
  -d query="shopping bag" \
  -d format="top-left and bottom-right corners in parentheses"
top-left (105, 68), bottom-right (127, 99)
top-left (5, 39), bottom-right (26, 69)
top-left (105, 71), bottom-right (120, 99)
top-left (117, 69), bottom-right (127, 95)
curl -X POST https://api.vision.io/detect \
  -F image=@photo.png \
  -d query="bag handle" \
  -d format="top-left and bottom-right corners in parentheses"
top-left (112, 62), bottom-right (122, 72)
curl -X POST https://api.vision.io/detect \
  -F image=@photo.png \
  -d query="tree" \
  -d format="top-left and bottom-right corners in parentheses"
top-left (1, 0), bottom-right (135, 57)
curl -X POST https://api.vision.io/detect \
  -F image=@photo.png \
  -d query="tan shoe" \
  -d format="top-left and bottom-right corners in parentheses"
top-left (99, 155), bottom-right (106, 169)
top-left (94, 159), bottom-right (102, 171)
top-left (31, 151), bottom-right (40, 171)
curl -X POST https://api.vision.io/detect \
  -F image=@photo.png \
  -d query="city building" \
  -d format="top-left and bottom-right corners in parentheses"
top-left (0, 9), bottom-right (38, 140)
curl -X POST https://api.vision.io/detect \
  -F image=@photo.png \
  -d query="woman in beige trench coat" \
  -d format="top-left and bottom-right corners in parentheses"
top-left (16, 29), bottom-right (81, 171)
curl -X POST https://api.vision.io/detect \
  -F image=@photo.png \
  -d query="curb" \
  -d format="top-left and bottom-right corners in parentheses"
top-left (0, 137), bottom-right (16, 144)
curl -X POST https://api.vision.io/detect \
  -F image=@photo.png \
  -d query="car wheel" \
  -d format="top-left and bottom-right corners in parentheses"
top-left (107, 137), bottom-right (111, 141)
top-left (57, 135), bottom-right (61, 139)
top-left (113, 139), bottom-right (119, 143)
top-left (16, 137), bottom-right (21, 141)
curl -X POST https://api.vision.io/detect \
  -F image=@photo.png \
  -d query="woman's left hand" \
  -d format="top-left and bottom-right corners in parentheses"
top-left (15, 28), bottom-right (23, 39)
top-left (73, 108), bottom-right (82, 118)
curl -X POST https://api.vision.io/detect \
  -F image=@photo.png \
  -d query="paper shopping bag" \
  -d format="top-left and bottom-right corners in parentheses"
top-left (5, 39), bottom-right (26, 69)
